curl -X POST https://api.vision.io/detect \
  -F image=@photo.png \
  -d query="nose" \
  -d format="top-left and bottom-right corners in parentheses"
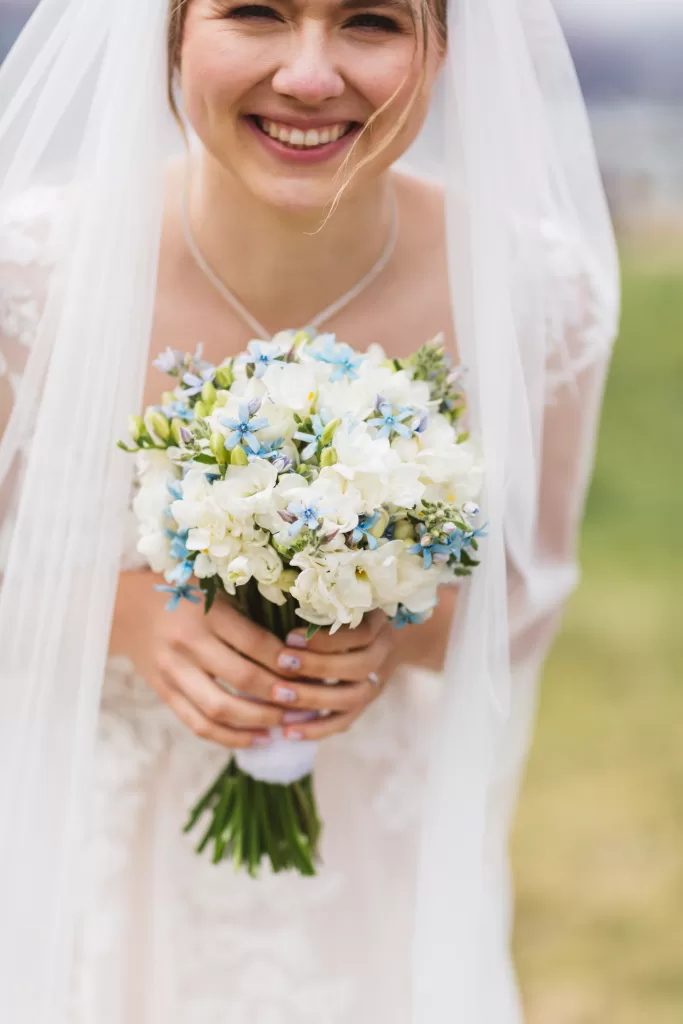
top-left (271, 24), bottom-right (344, 105)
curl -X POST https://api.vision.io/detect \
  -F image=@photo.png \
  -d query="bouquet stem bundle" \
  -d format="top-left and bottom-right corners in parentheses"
top-left (183, 581), bottom-right (322, 876)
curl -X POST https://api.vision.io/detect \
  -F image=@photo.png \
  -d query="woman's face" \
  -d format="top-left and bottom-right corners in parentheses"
top-left (180, 0), bottom-right (442, 213)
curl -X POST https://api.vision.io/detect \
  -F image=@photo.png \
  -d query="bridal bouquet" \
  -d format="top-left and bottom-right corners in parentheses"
top-left (120, 330), bottom-right (485, 876)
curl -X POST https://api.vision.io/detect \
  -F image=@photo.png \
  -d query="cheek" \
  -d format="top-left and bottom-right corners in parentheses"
top-left (346, 41), bottom-right (421, 110)
top-left (181, 27), bottom-right (273, 123)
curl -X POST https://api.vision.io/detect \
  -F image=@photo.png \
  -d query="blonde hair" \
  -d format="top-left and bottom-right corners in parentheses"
top-left (167, 0), bottom-right (446, 203)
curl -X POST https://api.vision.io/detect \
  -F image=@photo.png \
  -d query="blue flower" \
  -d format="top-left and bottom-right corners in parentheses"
top-left (391, 606), bottom-right (431, 629)
top-left (166, 480), bottom-right (183, 502)
top-left (309, 335), bottom-right (363, 383)
top-left (166, 559), bottom-right (194, 587)
top-left (285, 499), bottom-right (330, 537)
top-left (219, 400), bottom-right (270, 454)
top-left (154, 347), bottom-right (184, 375)
top-left (246, 341), bottom-right (283, 379)
top-left (350, 512), bottom-right (382, 550)
top-left (154, 581), bottom-right (202, 612)
top-left (248, 436), bottom-right (285, 461)
top-left (161, 399), bottom-right (194, 423)
top-left (183, 365), bottom-right (216, 397)
top-left (367, 401), bottom-right (414, 440)
top-left (294, 411), bottom-right (332, 460)
top-left (165, 527), bottom-right (190, 563)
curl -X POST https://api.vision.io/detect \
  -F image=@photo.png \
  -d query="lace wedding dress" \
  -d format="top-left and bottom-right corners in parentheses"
top-left (0, 188), bottom-right (613, 1024)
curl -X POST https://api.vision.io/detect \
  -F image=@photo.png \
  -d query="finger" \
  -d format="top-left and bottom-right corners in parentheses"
top-left (158, 647), bottom-right (284, 730)
top-left (275, 678), bottom-right (378, 714)
top-left (155, 675), bottom-right (271, 750)
top-left (283, 707), bottom-right (365, 742)
top-left (184, 630), bottom-right (288, 705)
top-left (206, 599), bottom-right (284, 668)
top-left (275, 626), bottom-right (394, 685)
top-left (284, 610), bottom-right (387, 655)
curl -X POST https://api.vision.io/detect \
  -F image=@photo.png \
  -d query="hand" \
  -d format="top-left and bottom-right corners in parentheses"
top-left (211, 606), bottom-right (396, 743)
top-left (110, 573), bottom-right (394, 750)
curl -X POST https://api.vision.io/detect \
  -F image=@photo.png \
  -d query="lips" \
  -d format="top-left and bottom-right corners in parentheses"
top-left (249, 115), bottom-right (359, 150)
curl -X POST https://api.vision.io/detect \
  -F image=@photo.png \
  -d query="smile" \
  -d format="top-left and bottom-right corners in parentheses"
top-left (255, 117), bottom-right (356, 148)
top-left (246, 115), bottom-right (360, 160)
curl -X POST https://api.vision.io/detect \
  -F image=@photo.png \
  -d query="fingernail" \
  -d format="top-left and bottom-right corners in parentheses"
top-left (252, 736), bottom-right (272, 748)
top-left (273, 685), bottom-right (297, 703)
top-left (286, 729), bottom-right (304, 741)
top-left (286, 632), bottom-right (307, 649)
top-left (282, 710), bottom-right (318, 725)
top-left (278, 653), bottom-right (301, 672)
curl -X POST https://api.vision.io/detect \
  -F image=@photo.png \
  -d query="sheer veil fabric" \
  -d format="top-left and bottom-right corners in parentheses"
top-left (0, 0), bottom-right (619, 1022)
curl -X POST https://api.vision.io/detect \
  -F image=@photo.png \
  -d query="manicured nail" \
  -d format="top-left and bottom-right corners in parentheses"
top-left (278, 653), bottom-right (301, 672)
top-left (252, 736), bottom-right (272, 747)
top-left (273, 685), bottom-right (297, 703)
top-left (282, 710), bottom-right (318, 725)
top-left (368, 672), bottom-right (381, 688)
top-left (285, 729), bottom-right (304, 741)
top-left (286, 632), bottom-right (307, 649)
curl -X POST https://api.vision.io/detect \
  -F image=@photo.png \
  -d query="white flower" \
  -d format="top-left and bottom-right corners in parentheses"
top-left (331, 422), bottom-right (424, 512)
top-left (136, 528), bottom-right (175, 575)
top-left (290, 548), bottom-right (374, 633)
top-left (262, 361), bottom-right (318, 415)
top-left (171, 468), bottom-right (234, 557)
top-left (211, 460), bottom-right (279, 519)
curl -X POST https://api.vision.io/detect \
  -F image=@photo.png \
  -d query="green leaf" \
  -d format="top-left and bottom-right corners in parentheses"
top-left (192, 453), bottom-right (219, 465)
top-left (305, 623), bottom-right (322, 641)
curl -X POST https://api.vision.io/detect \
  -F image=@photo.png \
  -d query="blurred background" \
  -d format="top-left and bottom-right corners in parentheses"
top-left (1, 1), bottom-right (681, 1022)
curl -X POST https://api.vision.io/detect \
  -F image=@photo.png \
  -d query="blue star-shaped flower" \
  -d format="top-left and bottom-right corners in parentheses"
top-left (153, 347), bottom-right (184, 375)
top-left (154, 581), bottom-right (202, 612)
top-left (219, 401), bottom-right (270, 454)
top-left (161, 399), bottom-right (194, 423)
top-left (350, 512), bottom-right (382, 550)
top-left (246, 341), bottom-right (283, 379)
top-left (285, 499), bottom-right (331, 537)
top-left (309, 335), bottom-right (363, 383)
top-left (165, 526), bottom-right (190, 563)
top-left (294, 412), bottom-right (332, 460)
top-left (367, 401), bottom-right (414, 440)
top-left (391, 606), bottom-right (431, 629)
top-left (183, 365), bottom-right (216, 397)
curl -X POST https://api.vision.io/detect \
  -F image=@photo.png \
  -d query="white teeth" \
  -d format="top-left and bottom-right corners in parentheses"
top-left (257, 118), bottom-right (350, 148)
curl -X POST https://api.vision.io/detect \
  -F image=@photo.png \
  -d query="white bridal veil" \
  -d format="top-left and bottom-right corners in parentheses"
top-left (0, 0), bottom-right (619, 1021)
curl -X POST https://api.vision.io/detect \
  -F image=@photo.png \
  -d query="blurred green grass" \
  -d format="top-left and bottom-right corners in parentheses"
top-left (512, 240), bottom-right (683, 1024)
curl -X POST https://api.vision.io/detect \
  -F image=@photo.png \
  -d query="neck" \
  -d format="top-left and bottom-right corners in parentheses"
top-left (185, 150), bottom-right (395, 334)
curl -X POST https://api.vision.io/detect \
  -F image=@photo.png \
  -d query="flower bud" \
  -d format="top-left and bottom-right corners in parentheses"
top-left (230, 445), bottom-right (249, 466)
top-left (277, 569), bottom-right (299, 593)
top-left (171, 418), bottom-right (185, 446)
top-left (463, 502), bottom-right (480, 517)
top-left (320, 419), bottom-right (341, 446)
top-left (420, 533), bottom-right (433, 548)
top-left (214, 365), bottom-right (234, 390)
top-left (393, 520), bottom-right (415, 541)
top-left (210, 432), bottom-right (228, 464)
top-left (442, 522), bottom-right (457, 535)
top-left (320, 446), bottom-right (338, 468)
top-left (201, 381), bottom-right (217, 406)
top-left (127, 415), bottom-right (146, 444)
top-left (367, 509), bottom-right (390, 539)
top-left (214, 390), bottom-right (230, 408)
top-left (148, 410), bottom-right (171, 442)
top-left (293, 330), bottom-right (310, 346)
top-left (193, 400), bottom-right (208, 420)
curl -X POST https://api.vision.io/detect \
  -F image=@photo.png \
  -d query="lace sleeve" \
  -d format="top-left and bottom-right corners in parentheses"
top-left (0, 189), bottom-right (62, 573)
top-left (508, 229), bottom-right (619, 671)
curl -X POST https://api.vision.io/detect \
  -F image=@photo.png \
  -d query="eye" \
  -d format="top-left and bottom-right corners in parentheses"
top-left (344, 12), bottom-right (402, 32)
top-left (225, 4), bottom-right (284, 21)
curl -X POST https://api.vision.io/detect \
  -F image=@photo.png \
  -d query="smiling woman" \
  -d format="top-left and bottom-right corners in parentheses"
top-left (0, 0), bottom-right (620, 1021)
top-left (168, 0), bottom-right (445, 204)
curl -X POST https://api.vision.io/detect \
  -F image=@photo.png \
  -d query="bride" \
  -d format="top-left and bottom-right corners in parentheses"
top-left (0, 0), bottom-right (619, 1021)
